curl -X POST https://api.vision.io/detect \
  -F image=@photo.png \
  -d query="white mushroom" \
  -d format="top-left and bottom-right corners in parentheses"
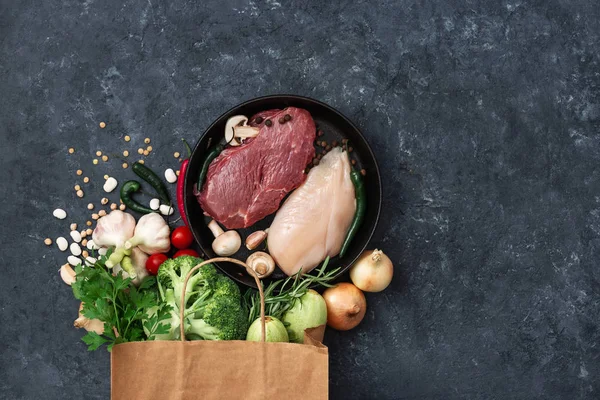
top-left (225, 115), bottom-right (248, 146)
top-left (233, 125), bottom-right (260, 139)
top-left (224, 115), bottom-right (260, 146)
top-left (208, 219), bottom-right (241, 256)
top-left (246, 251), bottom-right (276, 278)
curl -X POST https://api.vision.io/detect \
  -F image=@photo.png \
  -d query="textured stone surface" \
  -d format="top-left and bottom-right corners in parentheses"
top-left (1, 0), bottom-right (600, 399)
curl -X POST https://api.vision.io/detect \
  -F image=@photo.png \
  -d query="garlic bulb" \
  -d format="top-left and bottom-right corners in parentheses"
top-left (92, 210), bottom-right (136, 268)
top-left (124, 212), bottom-right (171, 255)
top-left (92, 210), bottom-right (136, 248)
top-left (113, 247), bottom-right (150, 287)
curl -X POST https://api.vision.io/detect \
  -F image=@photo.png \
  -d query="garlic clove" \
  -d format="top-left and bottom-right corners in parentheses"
top-left (59, 263), bottom-right (77, 285)
top-left (245, 230), bottom-right (268, 250)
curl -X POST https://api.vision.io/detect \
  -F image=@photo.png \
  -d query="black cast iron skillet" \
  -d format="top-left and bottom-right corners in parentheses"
top-left (184, 95), bottom-right (382, 289)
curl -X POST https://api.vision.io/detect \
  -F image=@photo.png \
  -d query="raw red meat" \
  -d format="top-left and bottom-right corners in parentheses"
top-left (196, 107), bottom-right (316, 229)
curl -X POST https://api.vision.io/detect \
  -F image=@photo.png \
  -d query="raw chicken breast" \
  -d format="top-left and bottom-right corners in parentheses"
top-left (268, 147), bottom-right (356, 276)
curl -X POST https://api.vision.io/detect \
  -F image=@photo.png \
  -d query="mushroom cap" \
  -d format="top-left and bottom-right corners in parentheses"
top-left (246, 251), bottom-right (276, 278)
top-left (212, 230), bottom-right (241, 256)
top-left (225, 115), bottom-right (249, 146)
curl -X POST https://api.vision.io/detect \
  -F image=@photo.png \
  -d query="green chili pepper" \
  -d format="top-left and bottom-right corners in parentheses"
top-left (120, 180), bottom-right (155, 214)
top-left (197, 144), bottom-right (224, 189)
top-left (339, 169), bottom-right (366, 258)
top-left (132, 162), bottom-right (170, 203)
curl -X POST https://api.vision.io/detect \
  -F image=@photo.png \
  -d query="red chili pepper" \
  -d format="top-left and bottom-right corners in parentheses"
top-left (177, 139), bottom-right (192, 226)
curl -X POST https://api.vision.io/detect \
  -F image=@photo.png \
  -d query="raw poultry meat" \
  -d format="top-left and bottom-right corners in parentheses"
top-left (268, 147), bottom-right (356, 275)
top-left (197, 107), bottom-right (316, 229)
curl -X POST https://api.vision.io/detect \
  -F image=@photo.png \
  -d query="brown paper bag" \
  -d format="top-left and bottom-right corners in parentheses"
top-left (111, 257), bottom-right (329, 400)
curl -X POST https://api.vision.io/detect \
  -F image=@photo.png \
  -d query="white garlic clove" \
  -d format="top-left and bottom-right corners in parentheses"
top-left (59, 264), bottom-right (77, 285)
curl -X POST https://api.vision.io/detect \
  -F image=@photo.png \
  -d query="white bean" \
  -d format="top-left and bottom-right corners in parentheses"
top-left (56, 237), bottom-right (68, 251)
top-left (98, 248), bottom-right (108, 256)
top-left (53, 208), bottom-right (67, 219)
top-left (70, 242), bottom-right (82, 256)
top-left (103, 177), bottom-right (118, 193)
top-left (159, 204), bottom-right (174, 216)
top-left (149, 198), bottom-right (160, 210)
top-left (70, 230), bottom-right (82, 243)
top-left (86, 239), bottom-right (99, 250)
top-left (85, 256), bottom-right (97, 266)
top-left (67, 255), bottom-right (81, 266)
top-left (164, 168), bottom-right (177, 183)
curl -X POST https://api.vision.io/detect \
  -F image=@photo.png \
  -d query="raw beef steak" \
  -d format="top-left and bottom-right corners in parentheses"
top-left (197, 107), bottom-right (316, 229)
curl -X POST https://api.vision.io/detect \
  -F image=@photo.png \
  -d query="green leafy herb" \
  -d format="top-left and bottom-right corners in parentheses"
top-left (243, 257), bottom-right (339, 323)
top-left (71, 251), bottom-right (171, 351)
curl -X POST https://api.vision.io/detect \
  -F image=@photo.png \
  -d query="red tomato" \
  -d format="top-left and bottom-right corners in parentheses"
top-left (171, 226), bottom-right (194, 250)
top-left (146, 253), bottom-right (168, 275)
top-left (173, 249), bottom-right (199, 258)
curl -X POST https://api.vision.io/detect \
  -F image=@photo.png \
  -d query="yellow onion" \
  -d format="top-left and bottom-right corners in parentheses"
top-left (349, 249), bottom-right (393, 292)
top-left (322, 283), bottom-right (366, 331)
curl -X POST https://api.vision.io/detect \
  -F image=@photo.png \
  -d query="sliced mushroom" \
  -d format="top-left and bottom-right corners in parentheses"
top-left (233, 125), bottom-right (260, 139)
top-left (245, 230), bottom-right (268, 250)
top-left (208, 219), bottom-right (241, 256)
top-left (246, 251), bottom-right (275, 278)
top-left (225, 115), bottom-right (249, 146)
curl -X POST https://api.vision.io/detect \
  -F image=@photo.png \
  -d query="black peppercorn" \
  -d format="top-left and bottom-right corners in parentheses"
top-left (278, 117), bottom-right (285, 124)
top-left (265, 119), bottom-right (272, 127)
top-left (284, 114), bottom-right (292, 121)
top-left (255, 116), bottom-right (264, 124)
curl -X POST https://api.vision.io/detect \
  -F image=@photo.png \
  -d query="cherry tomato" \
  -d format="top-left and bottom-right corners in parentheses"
top-left (171, 226), bottom-right (194, 250)
top-left (173, 249), bottom-right (199, 258)
top-left (146, 253), bottom-right (168, 275)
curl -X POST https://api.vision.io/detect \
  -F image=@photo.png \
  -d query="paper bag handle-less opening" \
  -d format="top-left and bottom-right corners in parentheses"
top-left (179, 257), bottom-right (266, 342)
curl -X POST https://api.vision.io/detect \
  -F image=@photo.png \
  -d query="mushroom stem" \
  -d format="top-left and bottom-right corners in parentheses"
top-left (234, 125), bottom-right (260, 138)
top-left (208, 219), bottom-right (225, 238)
top-left (208, 220), bottom-right (241, 256)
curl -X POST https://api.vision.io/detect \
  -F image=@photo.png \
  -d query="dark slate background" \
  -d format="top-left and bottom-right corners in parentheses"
top-left (1, 0), bottom-right (600, 399)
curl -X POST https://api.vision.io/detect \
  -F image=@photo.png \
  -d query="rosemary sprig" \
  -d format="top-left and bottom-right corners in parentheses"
top-left (243, 257), bottom-right (340, 323)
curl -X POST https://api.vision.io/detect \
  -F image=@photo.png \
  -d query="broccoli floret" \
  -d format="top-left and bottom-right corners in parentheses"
top-left (157, 256), bottom-right (218, 308)
top-left (213, 274), bottom-right (241, 302)
top-left (148, 256), bottom-right (247, 341)
top-left (187, 296), bottom-right (247, 340)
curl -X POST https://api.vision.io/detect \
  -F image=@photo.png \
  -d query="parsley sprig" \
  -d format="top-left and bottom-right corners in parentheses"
top-left (71, 251), bottom-right (171, 351)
